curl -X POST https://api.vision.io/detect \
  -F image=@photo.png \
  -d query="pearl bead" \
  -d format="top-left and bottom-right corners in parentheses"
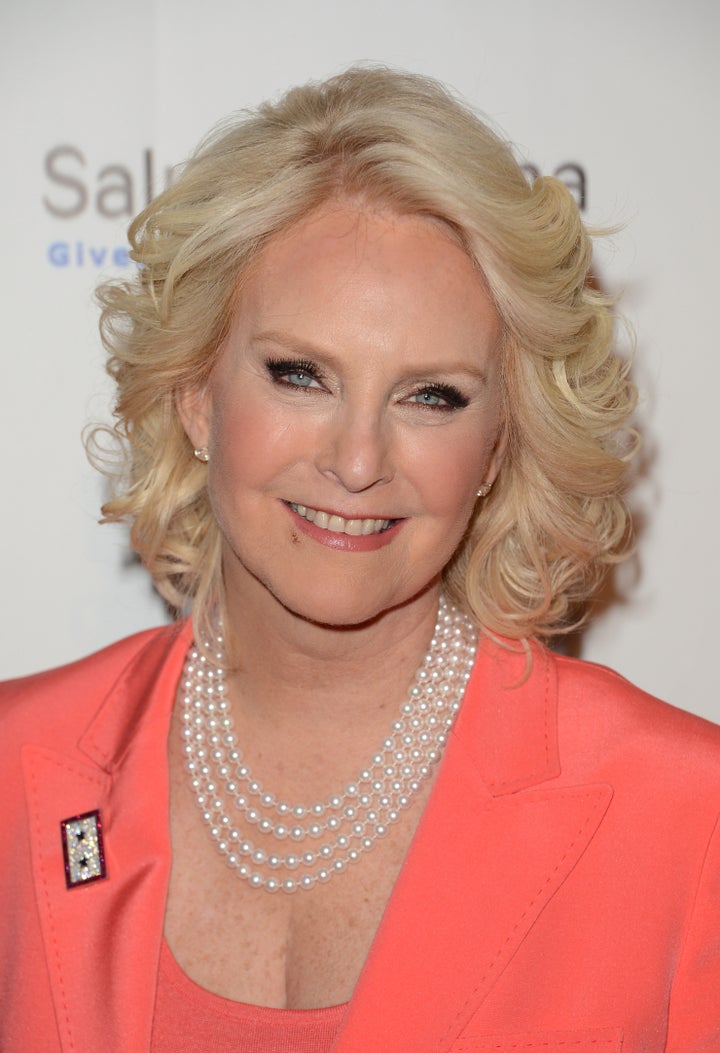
top-left (181, 595), bottom-right (476, 894)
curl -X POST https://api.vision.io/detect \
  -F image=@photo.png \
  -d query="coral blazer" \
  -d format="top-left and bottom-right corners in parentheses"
top-left (2, 620), bottom-right (720, 1052)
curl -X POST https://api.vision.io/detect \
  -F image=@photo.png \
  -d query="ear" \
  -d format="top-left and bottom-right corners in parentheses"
top-left (175, 382), bottom-right (212, 453)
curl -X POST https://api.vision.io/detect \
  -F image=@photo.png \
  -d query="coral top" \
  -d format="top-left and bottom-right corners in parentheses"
top-left (151, 940), bottom-right (347, 1052)
top-left (6, 622), bottom-right (720, 1050)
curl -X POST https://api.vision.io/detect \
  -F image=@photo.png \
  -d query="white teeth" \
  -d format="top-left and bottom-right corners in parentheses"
top-left (289, 503), bottom-right (392, 536)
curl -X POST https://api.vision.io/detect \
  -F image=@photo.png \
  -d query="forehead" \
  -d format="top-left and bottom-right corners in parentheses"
top-left (245, 203), bottom-right (478, 292)
top-left (227, 203), bottom-right (502, 364)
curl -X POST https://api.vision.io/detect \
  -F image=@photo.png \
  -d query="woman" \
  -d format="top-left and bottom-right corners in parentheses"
top-left (2, 68), bottom-right (719, 1052)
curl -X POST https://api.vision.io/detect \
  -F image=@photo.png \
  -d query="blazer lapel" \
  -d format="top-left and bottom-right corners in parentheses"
top-left (22, 621), bottom-right (192, 1053)
top-left (334, 639), bottom-right (613, 1052)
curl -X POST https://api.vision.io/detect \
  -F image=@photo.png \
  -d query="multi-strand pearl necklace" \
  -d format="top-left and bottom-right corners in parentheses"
top-left (181, 594), bottom-right (477, 893)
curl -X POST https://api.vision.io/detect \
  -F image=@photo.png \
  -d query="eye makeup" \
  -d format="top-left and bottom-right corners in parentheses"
top-left (264, 357), bottom-right (325, 387)
top-left (408, 383), bottom-right (469, 410)
top-left (264, 355), bottom-right (471, 410)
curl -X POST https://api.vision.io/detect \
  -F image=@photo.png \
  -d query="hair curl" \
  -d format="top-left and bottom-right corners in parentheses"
top-left (92, 66), bottom-right (637, 642)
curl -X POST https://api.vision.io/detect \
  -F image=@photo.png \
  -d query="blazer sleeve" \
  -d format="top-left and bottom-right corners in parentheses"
top-left (665, 813), bottom-right (720, 1050)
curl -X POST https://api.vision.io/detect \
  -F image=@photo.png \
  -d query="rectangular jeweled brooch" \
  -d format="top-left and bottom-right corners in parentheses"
top-left (60, 809), bottom-right (107, 889)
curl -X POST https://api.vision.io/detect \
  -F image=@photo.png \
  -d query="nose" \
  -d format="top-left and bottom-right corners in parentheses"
top-left (316, 405), bottom-right (393, 494)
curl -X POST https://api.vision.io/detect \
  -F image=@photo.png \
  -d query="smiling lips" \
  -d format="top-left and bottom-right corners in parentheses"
top-left (288, 502), bottom-right (395, 536)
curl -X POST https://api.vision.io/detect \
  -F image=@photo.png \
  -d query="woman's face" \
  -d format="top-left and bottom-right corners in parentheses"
top-left (179, 203), bottom-right (506, 628)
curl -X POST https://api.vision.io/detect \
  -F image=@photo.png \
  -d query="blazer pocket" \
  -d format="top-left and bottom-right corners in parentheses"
top-left (449, 1026), bottom-right (623, 1053)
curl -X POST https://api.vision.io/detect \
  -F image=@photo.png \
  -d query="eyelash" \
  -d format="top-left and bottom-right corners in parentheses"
top-left (265, 358), bottom-right (325, 388)
top-left (409, 384), bottom-right (469, 411)
top-left (264, 357), bottom-right (469, 411)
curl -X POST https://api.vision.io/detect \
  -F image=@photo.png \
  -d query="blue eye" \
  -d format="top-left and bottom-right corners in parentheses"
top-left (412, 390), bottom-right (444, 406)
top-left (286, 370), bottom-right (315, 387)
top-left (408, 384), bottom-right (469, 410)
top-left (265, 358), bottom-right (324, 389)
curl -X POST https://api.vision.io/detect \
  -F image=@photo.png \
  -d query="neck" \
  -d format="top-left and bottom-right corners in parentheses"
top-left (218, 574), bottom-right (443, 728)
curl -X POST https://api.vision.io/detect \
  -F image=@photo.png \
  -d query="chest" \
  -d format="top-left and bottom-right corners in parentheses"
top-left (164, 736), bottom-right (432, 1009)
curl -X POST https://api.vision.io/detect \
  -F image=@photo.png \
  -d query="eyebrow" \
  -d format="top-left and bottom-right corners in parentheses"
top-left (250, 329), bottom-right (492, 384)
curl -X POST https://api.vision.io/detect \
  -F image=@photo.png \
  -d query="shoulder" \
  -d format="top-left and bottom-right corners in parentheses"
top-left (0, 622), bottom-right (186, 745)
top-left (551, 649), bottom-right (720, 789)
top-left (552, 649), bottom-right (720, 742)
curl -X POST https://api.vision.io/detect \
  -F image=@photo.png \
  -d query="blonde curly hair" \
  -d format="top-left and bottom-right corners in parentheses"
top-left (93, 66), bottom-right (636, 643)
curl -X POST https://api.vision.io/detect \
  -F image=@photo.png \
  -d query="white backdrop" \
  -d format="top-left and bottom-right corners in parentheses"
top-left (2, 0), bottom-right (719, 721)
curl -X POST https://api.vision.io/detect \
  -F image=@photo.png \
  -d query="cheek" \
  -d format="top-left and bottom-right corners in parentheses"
top-left (206, 399), bottom-right (314, 510)
top-left (410, 432), bottom-right (488, 521)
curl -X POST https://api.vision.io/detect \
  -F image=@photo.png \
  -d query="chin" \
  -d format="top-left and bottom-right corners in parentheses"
top-left (282, 591), bottom-right (390, 630)
top-left (268, 574), bottom-right (437, 632)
